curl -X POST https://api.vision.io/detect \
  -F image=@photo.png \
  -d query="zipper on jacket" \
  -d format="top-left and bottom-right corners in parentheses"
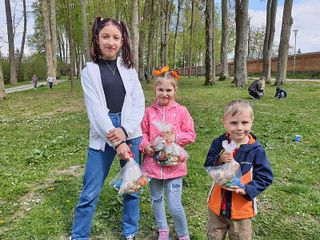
top-left (160, 105), bottom-right (167, 179)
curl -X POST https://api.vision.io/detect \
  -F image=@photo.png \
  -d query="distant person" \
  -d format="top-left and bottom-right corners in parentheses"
top-left (47, 75), bottom-right (56, 90)
top-left (144, 71), bottom-right (148, 81)
top-left (32, 74), bottom-right (38, 89)
top-left (274, 87), bottom-right (287, 99)
top-left (204, 100), bottom-right (273, 240)
top-left (248, 76), bottom-right (265, 100)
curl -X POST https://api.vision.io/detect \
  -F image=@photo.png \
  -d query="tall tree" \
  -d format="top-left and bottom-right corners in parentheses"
top-left (173, 0), bottom-right (183, 68)
top-left (80, 0), bottom-right (91, 62)
top-left (40, 0), bottom-right (54, 78)
top-left (146, 0), bottom-right (155, 83)
top-left (138, 0), bottom-right (150, 81)
top-left (50, 0), bottom-right (57, 79)
top-left (66, 0), bottom-right (76, 91)
top-left (263, 0), bottom-right (277, 83)
top-left (0, 51), bottom-right (6, 100)
top-left (220, 0), bottom-right (229, 80)
top-left (276, 0), bottom-right (293, 85)
top-left (131, 0), bottom-right (139, 71)
top-left (160, 0), bottom-right (172, 66)
top-left (188, 0), bottom-right (195, 77)
top-left (204, 0), bottom-right (214, 85)
top-left (4, 0), bottom-right (17, 85)
top-left (234, 0), bottom-right (249, 87)
top-left (16, 0), bottom-right (27, 81)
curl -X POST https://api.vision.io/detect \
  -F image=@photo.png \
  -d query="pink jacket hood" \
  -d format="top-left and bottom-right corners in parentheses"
top-left (140, 100), bottom-right (196, 179)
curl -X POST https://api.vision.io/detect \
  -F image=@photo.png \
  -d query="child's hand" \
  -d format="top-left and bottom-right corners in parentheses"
top-left (218, 151), bottom-right (233, 164)
top-left (161, 131), bottom-right (176, 143)
top-left (116, 142), bottom-right (131, 160)
top-left (144, 144), bottom-right (156, 156)
top-left (107, 128), bottom-right (126, 144)
top-left (222, 185), bottom-right (247, 195)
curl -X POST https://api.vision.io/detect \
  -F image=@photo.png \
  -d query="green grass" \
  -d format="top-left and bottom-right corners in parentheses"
top-left (0, 77), bottom-right (319, 239)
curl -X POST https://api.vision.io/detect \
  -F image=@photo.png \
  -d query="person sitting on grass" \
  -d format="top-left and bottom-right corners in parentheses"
top-left (248, 76), bottom-right (265, 100)
top-left (274, 86), bottom-right (287, 99)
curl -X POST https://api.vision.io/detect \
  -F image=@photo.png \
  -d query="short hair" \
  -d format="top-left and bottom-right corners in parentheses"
top-left (223, 100), bottom-right (254, 120)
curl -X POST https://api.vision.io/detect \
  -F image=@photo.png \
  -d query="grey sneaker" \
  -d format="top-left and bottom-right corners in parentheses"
top-left (125, 235), bottom-right (136, 240)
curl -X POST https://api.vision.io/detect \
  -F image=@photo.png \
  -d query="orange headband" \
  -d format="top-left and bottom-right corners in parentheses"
top-left (152, 65), bottom-right (180, 80)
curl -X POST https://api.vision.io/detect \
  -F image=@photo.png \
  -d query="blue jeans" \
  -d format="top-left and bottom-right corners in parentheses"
top-left (71, 113), bottom-right (142, 239)
top-left (150, 177), bottom-right (189, 237)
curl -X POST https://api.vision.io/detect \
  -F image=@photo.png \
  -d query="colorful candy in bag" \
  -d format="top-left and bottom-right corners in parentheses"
top-left (152, 121), bottom-right (189, 166)
top-left (110, 158), bottom-right (149, 195)
top-left (206, 140), bottom-right (243, 188)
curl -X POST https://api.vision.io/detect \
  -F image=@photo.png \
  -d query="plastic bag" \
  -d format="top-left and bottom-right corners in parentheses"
top-left (151, 121), bottom-right (189, 166)
top-left (110, 158), bottom-right (149, 195)
top-left (206, 140), bottom-right (243, 188)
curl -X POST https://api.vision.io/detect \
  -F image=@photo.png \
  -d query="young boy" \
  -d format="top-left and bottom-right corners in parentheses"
top-left (204, 100), bottom-right (273, 240)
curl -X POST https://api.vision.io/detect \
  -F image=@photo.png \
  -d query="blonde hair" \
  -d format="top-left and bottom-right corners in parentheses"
top-left (223, 100), bottom-right (254, 120)
top-left (154, 72), bottom-right (178, 91)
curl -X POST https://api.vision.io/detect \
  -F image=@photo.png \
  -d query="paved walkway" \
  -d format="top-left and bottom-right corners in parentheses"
top-left (5, 80), bottom-right (68, 94)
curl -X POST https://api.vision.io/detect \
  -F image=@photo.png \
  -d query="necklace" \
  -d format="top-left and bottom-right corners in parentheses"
top-left (105, 60), bottom-right (117, 75)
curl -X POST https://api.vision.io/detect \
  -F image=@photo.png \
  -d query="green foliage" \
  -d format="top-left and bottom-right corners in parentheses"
top-left (1, 74), bottom-right (319, 239)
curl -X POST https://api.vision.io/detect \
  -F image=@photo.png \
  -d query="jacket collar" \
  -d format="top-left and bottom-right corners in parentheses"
top-left (151, 100), bottom-right (178, 110)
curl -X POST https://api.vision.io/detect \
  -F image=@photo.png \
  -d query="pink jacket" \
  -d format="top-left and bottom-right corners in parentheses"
top-left (140, 100), bottom-right (196, 179)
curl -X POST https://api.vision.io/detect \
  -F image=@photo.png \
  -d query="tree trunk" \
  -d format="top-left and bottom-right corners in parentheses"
top-left (80, 0), bottom-right (91, 62)
top-left (160, 0), bottom-right (171, 66)
top-left (146, 0), bottom-right (155, 83)
top-left (4, 0), bottom-right (17, 85)
top-left (40, 0), bottom-right (54, 78)
top-left (0, 52), bottom-right (6, 100)
top-left (188, 0), bottom-right (195, 77)
top-left (138, 0), bottom-right (149, 81)
top-left (173, 0), bottom-right (183, 68)
top-left (67, 0), bottom-right (75, 91)
top-left (17, 0), bottom-right (27, 81)
top-left (50, 0), bottom-right (57, 80)
top-left (263, 0), bottom-right (277, 83)
top-left (212, 0), bottom-right (216, 83)
top-left (276, 0), bottom-right (293, 85)
top-left (131, 0), bottom-right (139, 71)
top-left (234, 0), bottom-right (249, 87)
top-left (204, 0), bottom-right (213, 85)
top-left (220, 0), bottom-right (229, 80)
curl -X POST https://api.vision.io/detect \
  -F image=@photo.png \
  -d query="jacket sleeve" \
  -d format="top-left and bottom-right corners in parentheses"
top-left (245, 148), bottom-right (273, 200)
top-left (81, 67), bottom-right (114, 147)
top-left (139, 108), bottom-right (151, 153)
top-left (122, 69), bottom-right (145, 138)
top-left (175, 107), bottom-right (196, 146)
top-left (204, 137), bottom-right (223, 167)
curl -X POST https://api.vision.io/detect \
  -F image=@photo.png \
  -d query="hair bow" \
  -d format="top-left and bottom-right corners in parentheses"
top-left (152, 66), bottom-right (180, 80)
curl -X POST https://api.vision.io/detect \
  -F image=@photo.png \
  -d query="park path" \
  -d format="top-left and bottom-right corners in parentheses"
top-left (5, 79), bottom-right (68, 94)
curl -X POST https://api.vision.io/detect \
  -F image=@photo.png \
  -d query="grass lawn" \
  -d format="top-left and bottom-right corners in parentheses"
top-left (0, 77), bottom-right (319, 239)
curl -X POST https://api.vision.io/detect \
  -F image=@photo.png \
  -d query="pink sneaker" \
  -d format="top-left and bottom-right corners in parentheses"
top-left (158, 229), bottom-right (169, 240)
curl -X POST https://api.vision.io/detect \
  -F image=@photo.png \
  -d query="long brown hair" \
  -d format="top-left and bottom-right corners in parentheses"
top-left (90, 17), bottom-right (133, 68)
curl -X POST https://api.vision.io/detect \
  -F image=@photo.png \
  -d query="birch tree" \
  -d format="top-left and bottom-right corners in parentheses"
top-left (276, 0), bottom-right (293, 85)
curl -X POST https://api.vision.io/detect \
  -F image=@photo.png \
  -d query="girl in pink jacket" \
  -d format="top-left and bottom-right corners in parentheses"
top-left (140, 67), bottom-right (196, 240)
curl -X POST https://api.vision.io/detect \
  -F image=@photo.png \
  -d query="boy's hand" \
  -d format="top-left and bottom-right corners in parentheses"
top-left (217, 151), bottom-right (233, 164)
top-left (222, 185), bottom-right (247, 195)
top-left (144, 144), bottom-right (156, 156)
top-left (161, 131), bottom-right (176, 143)
top-left (116, 142), bottom-right (131, 160)
top-left (107, 128), bottom-right (126, 144)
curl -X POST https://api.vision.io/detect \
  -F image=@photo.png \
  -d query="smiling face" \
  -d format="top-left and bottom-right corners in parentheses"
top-left (98, 23), bottom-right (122, 60)
top-left (223, 110), bottom-right (253, 144)
top-left (155, 80), bottom-right (176, 106)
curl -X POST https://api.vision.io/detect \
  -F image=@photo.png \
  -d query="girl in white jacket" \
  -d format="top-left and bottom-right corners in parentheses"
top-left (71, 17), bottom-right (144, 240)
